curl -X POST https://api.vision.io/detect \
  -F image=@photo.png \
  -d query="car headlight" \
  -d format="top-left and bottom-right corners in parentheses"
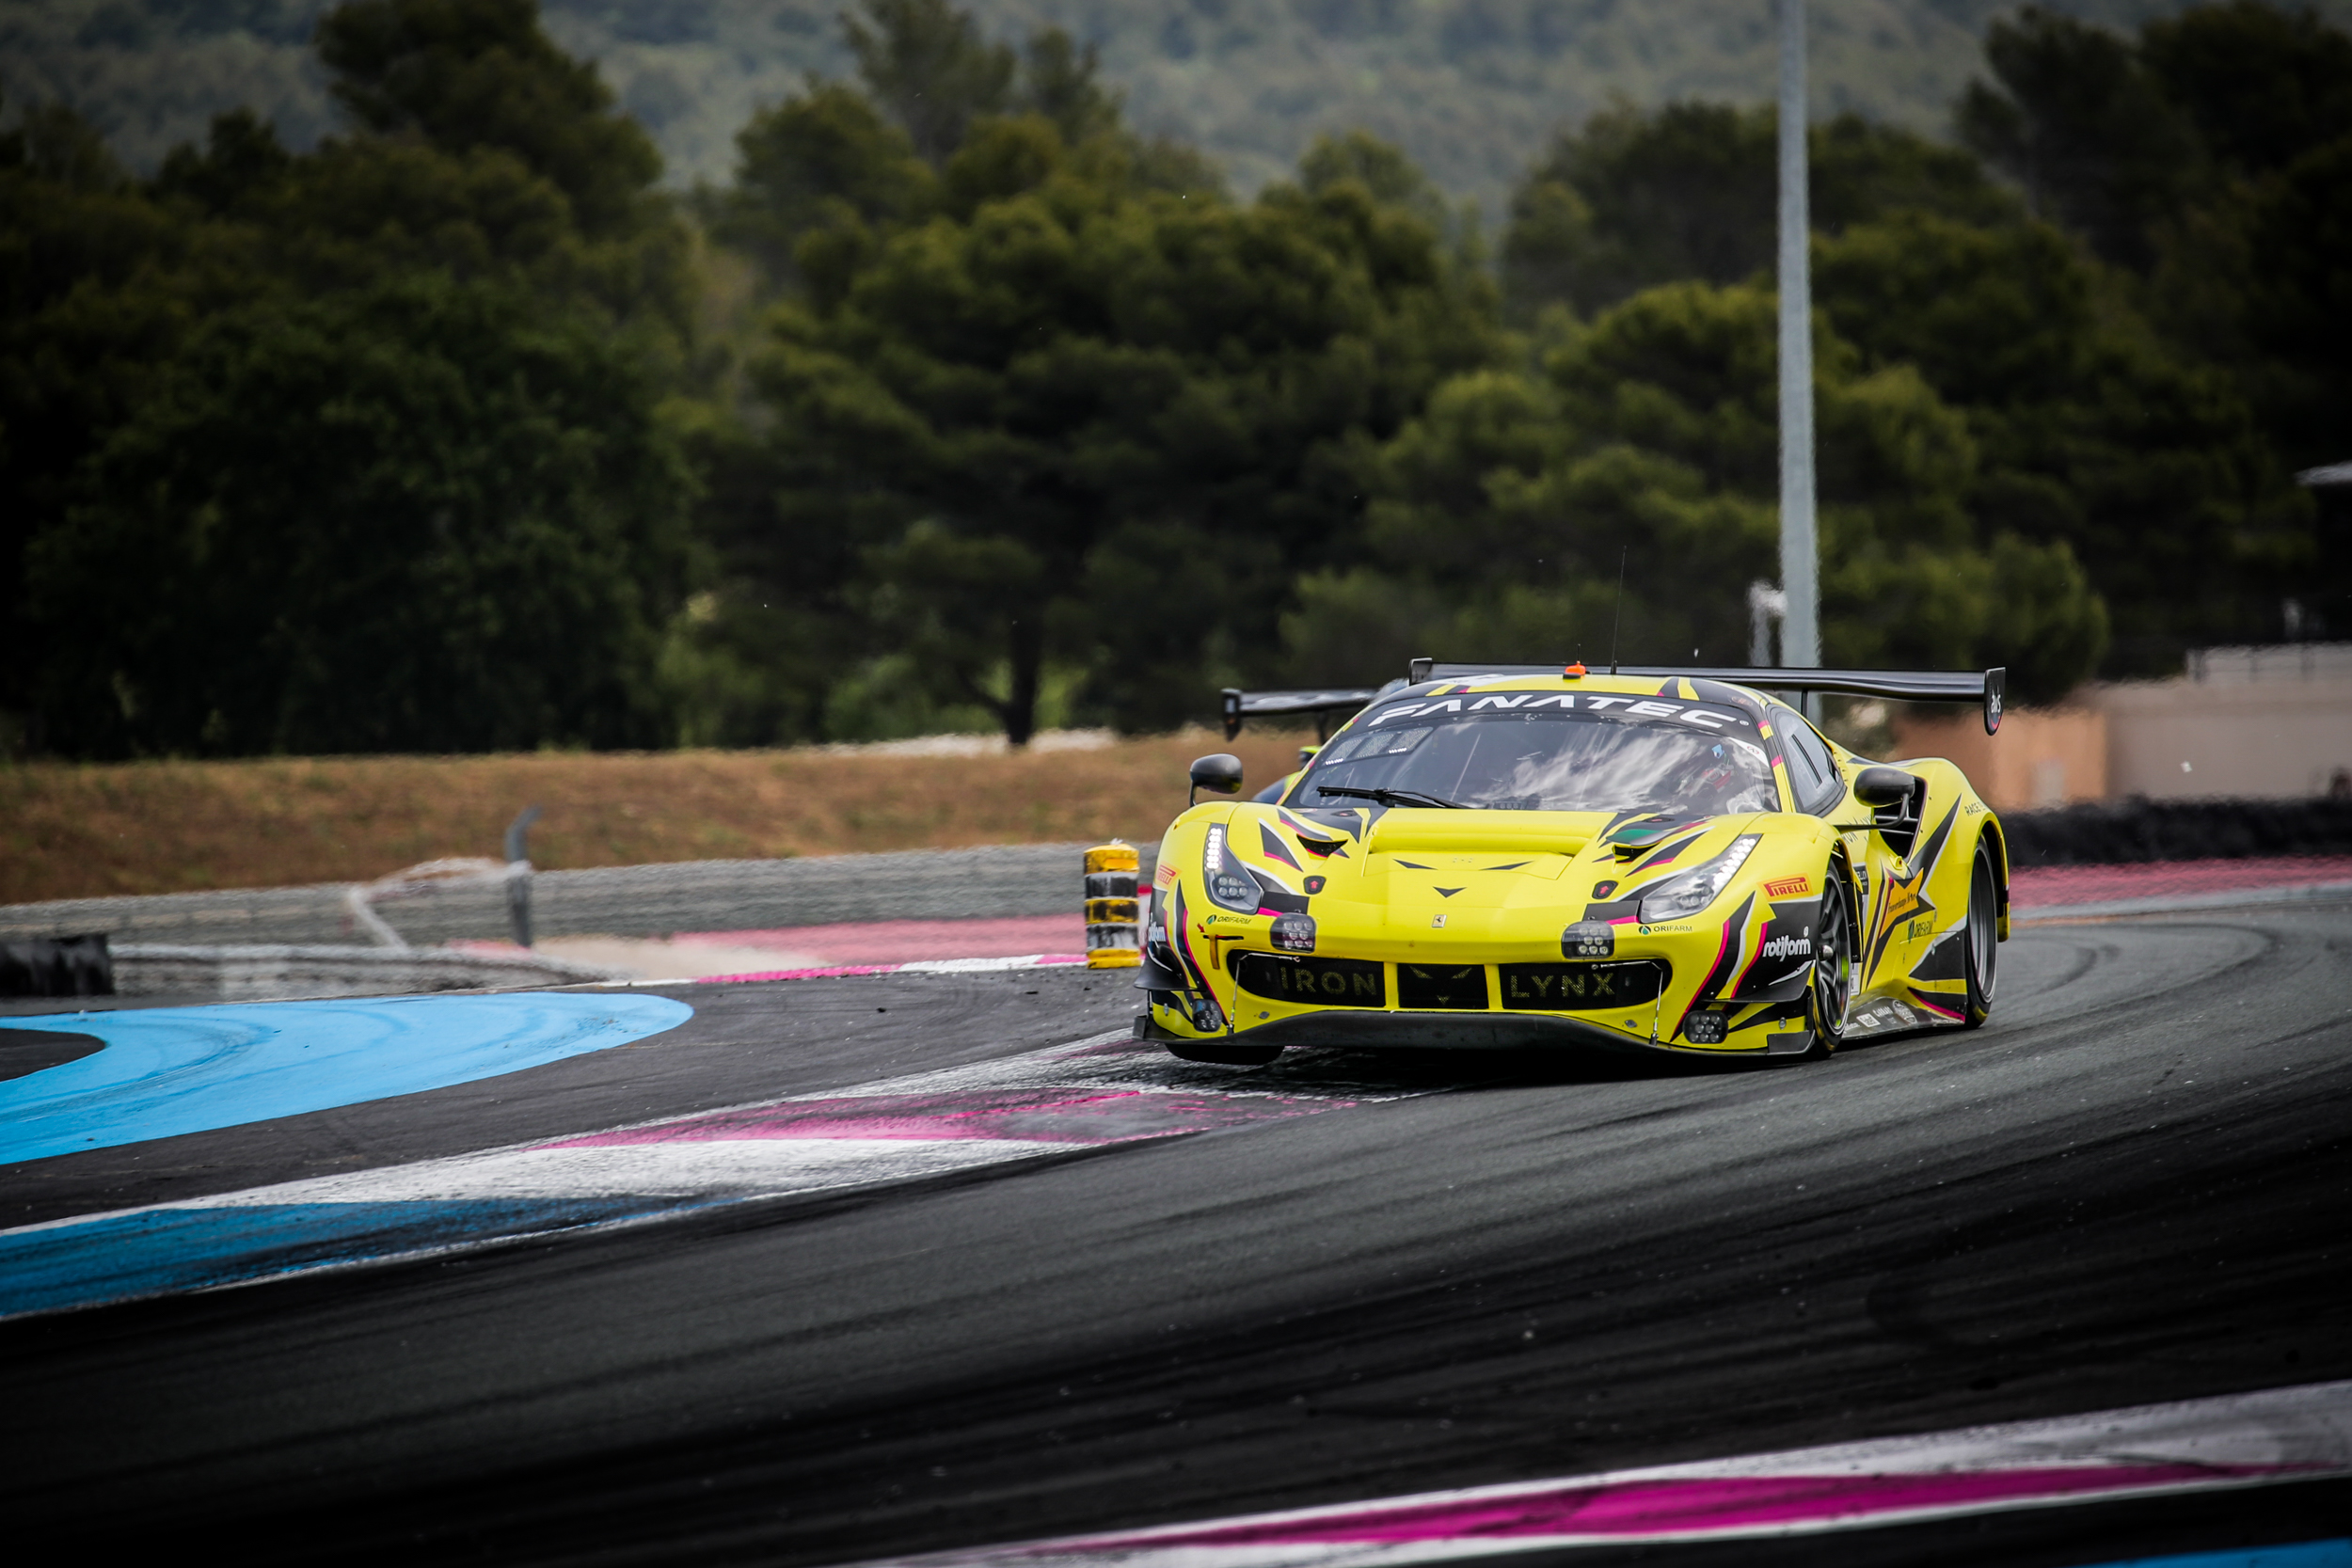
top-left (1637, 835), bottom-right (1761, 923)
top-left (1201, 823), bottom-right (1263, 912)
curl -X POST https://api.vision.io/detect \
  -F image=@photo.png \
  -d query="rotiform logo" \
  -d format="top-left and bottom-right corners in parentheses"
top-left (1761, 927), bottom-right (1813, 959)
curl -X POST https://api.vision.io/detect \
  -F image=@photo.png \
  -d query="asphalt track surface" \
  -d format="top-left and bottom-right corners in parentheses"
top-left (4, 906), bottom-right (2350, 1563)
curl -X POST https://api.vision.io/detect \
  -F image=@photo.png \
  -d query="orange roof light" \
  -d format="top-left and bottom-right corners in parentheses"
top-left (1563, 662), bottom-right (1587, 678)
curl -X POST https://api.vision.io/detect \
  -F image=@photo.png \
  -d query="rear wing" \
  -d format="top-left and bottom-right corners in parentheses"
top-left (1219, 686), bottom-right (1392, 741)
top-left (1406, 660), bottom-right (2007, 735)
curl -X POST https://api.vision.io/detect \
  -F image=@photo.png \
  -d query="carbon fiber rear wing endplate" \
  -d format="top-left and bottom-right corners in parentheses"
top-left (1405, 660), bottom-right (2008, 735)
top-left (1219, 687), bottom-right (1389, 741)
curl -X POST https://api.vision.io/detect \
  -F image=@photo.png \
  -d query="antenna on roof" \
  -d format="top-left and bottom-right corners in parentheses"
top-left (1607, 545), bottom-right (1628, 675)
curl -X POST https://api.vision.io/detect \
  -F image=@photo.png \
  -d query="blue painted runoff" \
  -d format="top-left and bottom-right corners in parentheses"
top-left (0, 992), bottom-right (691, 1163)
top-left (2087, 1543), bottom-right (2351, 1568)
top-left (0, 1196), bottom-right (702, 1319)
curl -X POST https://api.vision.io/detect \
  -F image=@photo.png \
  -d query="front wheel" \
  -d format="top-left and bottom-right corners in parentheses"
top-left (1961, 837), bottom-right (2000, 1028)
top-left (1799, 863), bottom-right (1854, 1059)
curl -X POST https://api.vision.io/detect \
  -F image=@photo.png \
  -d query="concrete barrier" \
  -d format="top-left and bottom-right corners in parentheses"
top-left (110, 944), bottom-right (620, 1002)
top-left (0, 844), bottom-right (1160, 948)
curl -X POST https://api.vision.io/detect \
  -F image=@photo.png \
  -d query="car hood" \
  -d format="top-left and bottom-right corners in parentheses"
top-left (1232, 803), bottom-right (1763, 915)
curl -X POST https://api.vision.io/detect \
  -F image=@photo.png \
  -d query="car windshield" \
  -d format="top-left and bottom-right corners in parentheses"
top-left (1298, 692), bottom-right (1778, 816)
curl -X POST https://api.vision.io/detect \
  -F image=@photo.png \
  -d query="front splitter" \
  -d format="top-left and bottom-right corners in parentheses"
top-left (1198, 1008), bottom-right (1664, 1053)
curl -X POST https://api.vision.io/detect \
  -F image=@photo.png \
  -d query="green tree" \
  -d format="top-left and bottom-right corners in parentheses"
top-left (28, 277), bottom-right (691, 757)
top-left (1503, 103), bottom-right (2021, 321)
top-left (2139, 1), bottom-right (2352, 179)
top-left (1301, 129), bottom-right (1454, 237)
top-left (1330, 279), bottom-right (2109, 704)
top-left (695, 3), bottom-right (1488, 744)
top-left (2244, 135), bottom-right (2352, 469)
top-left (2134, 3), bottom-right (2352, 483)
top-left (718, 82), bottom-right (935, 293)
top-left (0, 99), bottom-right (215, 747)
top-left (5, 1), bottom-right (710, 757)
top-left (754, 122), bottom-right (1500, 742)
top-left (1815, 210), bottom-right (2300, 667)
top-left (317, 0), bottom-right (663, 238)
top-left (686, 8), bottom-right (1232, 746)
top-left (716, 15), bottom-right (1191, 301)
top-left (1503, 103), bottom-right (1775, 320)
top-left (151, 105), bottom-right (294, 217)
top-left (1496, 23), bottom-right (2333, 677)
top-left (1017, 28), bottom-right (1122, 150)
top-left (843, 0), bottom-right (1016, 166)
top-left (1955, 6), bottom-right (2197, 271)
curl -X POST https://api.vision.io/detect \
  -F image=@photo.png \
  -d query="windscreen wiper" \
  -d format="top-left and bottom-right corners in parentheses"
top-left (1313, 784), bottom-right (1470, 810)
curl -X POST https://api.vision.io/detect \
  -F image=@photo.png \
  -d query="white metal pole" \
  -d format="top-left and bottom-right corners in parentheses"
top-left (1776, 0), bottom-right (1820, 705)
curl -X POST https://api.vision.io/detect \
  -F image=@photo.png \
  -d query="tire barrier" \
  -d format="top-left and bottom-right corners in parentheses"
top-left (2005, 795), bottom-right (2352, 865)
top-left (0, 933), bottom-right (115, 999)
top-left (1084, 843), bottom-right (1141, 969)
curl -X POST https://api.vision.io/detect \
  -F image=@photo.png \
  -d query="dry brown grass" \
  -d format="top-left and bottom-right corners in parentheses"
top-left (0, 732), bottom-right (1314, 903)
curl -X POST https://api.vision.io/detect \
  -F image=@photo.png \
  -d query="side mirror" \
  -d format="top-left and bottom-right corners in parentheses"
top-left (1188, 752), bottom-right (1245, 806)
top-left (1853, 767), bottom-right (1921, 809)
top-left (1853, 770), bottom-right (1929, 808)
top-left (1853, 768), bottom-right (1923, 847)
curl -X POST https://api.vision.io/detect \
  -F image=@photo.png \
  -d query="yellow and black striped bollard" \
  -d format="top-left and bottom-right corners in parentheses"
top-left (1084, 842), bottom-right (1141, 968)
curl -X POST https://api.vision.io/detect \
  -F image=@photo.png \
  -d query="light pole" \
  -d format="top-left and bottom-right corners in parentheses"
top-left (1776, 0), bottom-right (1820, 711)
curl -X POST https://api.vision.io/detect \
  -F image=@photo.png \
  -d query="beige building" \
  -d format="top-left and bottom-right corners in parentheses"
top-left (1890, 644), bottom-right (2352, 812)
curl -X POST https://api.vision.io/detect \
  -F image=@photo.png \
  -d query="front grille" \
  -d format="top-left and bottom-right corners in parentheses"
top-left (1498, 960), bottom-right (1667, 1011)
top-left (1396, 962), bottom-right (1488, 1010)
top-left (1234, 954), bottom-right (1386, 1007)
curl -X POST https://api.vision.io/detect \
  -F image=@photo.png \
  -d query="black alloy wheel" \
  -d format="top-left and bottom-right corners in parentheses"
top-left (1802, 864), bottom-right (1854, 1059)
top-left (1962, 837), bottom-right (2000, 1028)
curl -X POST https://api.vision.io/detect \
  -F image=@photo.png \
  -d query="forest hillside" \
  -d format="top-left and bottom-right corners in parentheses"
top-left (13, 0), bottom-right (2351, 210)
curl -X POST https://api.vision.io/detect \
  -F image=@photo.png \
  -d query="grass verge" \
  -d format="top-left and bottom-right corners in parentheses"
top-left (2, 732), bottom-right (1313, 903)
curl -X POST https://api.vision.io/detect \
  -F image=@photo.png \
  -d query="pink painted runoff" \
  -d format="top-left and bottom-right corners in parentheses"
top-left (694, 955), bottom-right (1085, 985)
top-left (1062, 1464), bottom-right (2309, 1548)
top-left (679, 914), bottom-right (1087, 964)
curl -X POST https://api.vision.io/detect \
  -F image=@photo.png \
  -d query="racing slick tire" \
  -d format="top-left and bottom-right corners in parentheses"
top-left (1797, 862), bottom-right (1855, 1060)
top-left (1961, 836), bottom-right (2000, 1029)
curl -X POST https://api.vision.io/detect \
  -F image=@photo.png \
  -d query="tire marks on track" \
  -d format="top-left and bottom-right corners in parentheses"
top-left (0, 1024), bottom-right (1429, 1322)
top-left (843, 1380), bottom-right (2352, 1568)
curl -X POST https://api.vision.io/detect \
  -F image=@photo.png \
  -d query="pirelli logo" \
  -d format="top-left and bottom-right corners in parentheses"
top-left (1764, 876), bottom-right (1811, 897)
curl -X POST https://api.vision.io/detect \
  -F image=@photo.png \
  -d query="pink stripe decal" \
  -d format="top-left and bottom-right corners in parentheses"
top-left (1909, 990), bottom-right (1966, 1022)
top-left (547, 1088), bottom-right (1358, 1149)
top-left (1059, 1464), bottom-right (2306, 1550)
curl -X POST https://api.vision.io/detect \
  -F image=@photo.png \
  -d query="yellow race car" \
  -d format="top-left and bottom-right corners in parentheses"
top-left (1138, 661), bottom-right (2010, 1066)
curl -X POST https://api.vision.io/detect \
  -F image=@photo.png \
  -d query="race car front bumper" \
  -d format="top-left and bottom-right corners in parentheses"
top-left (1158, 1007), bottom-right (1650, 1053)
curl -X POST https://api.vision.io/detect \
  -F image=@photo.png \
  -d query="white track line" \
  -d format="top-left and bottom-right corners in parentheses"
top-left (846, 1381), bottom-right (2352, 1568)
